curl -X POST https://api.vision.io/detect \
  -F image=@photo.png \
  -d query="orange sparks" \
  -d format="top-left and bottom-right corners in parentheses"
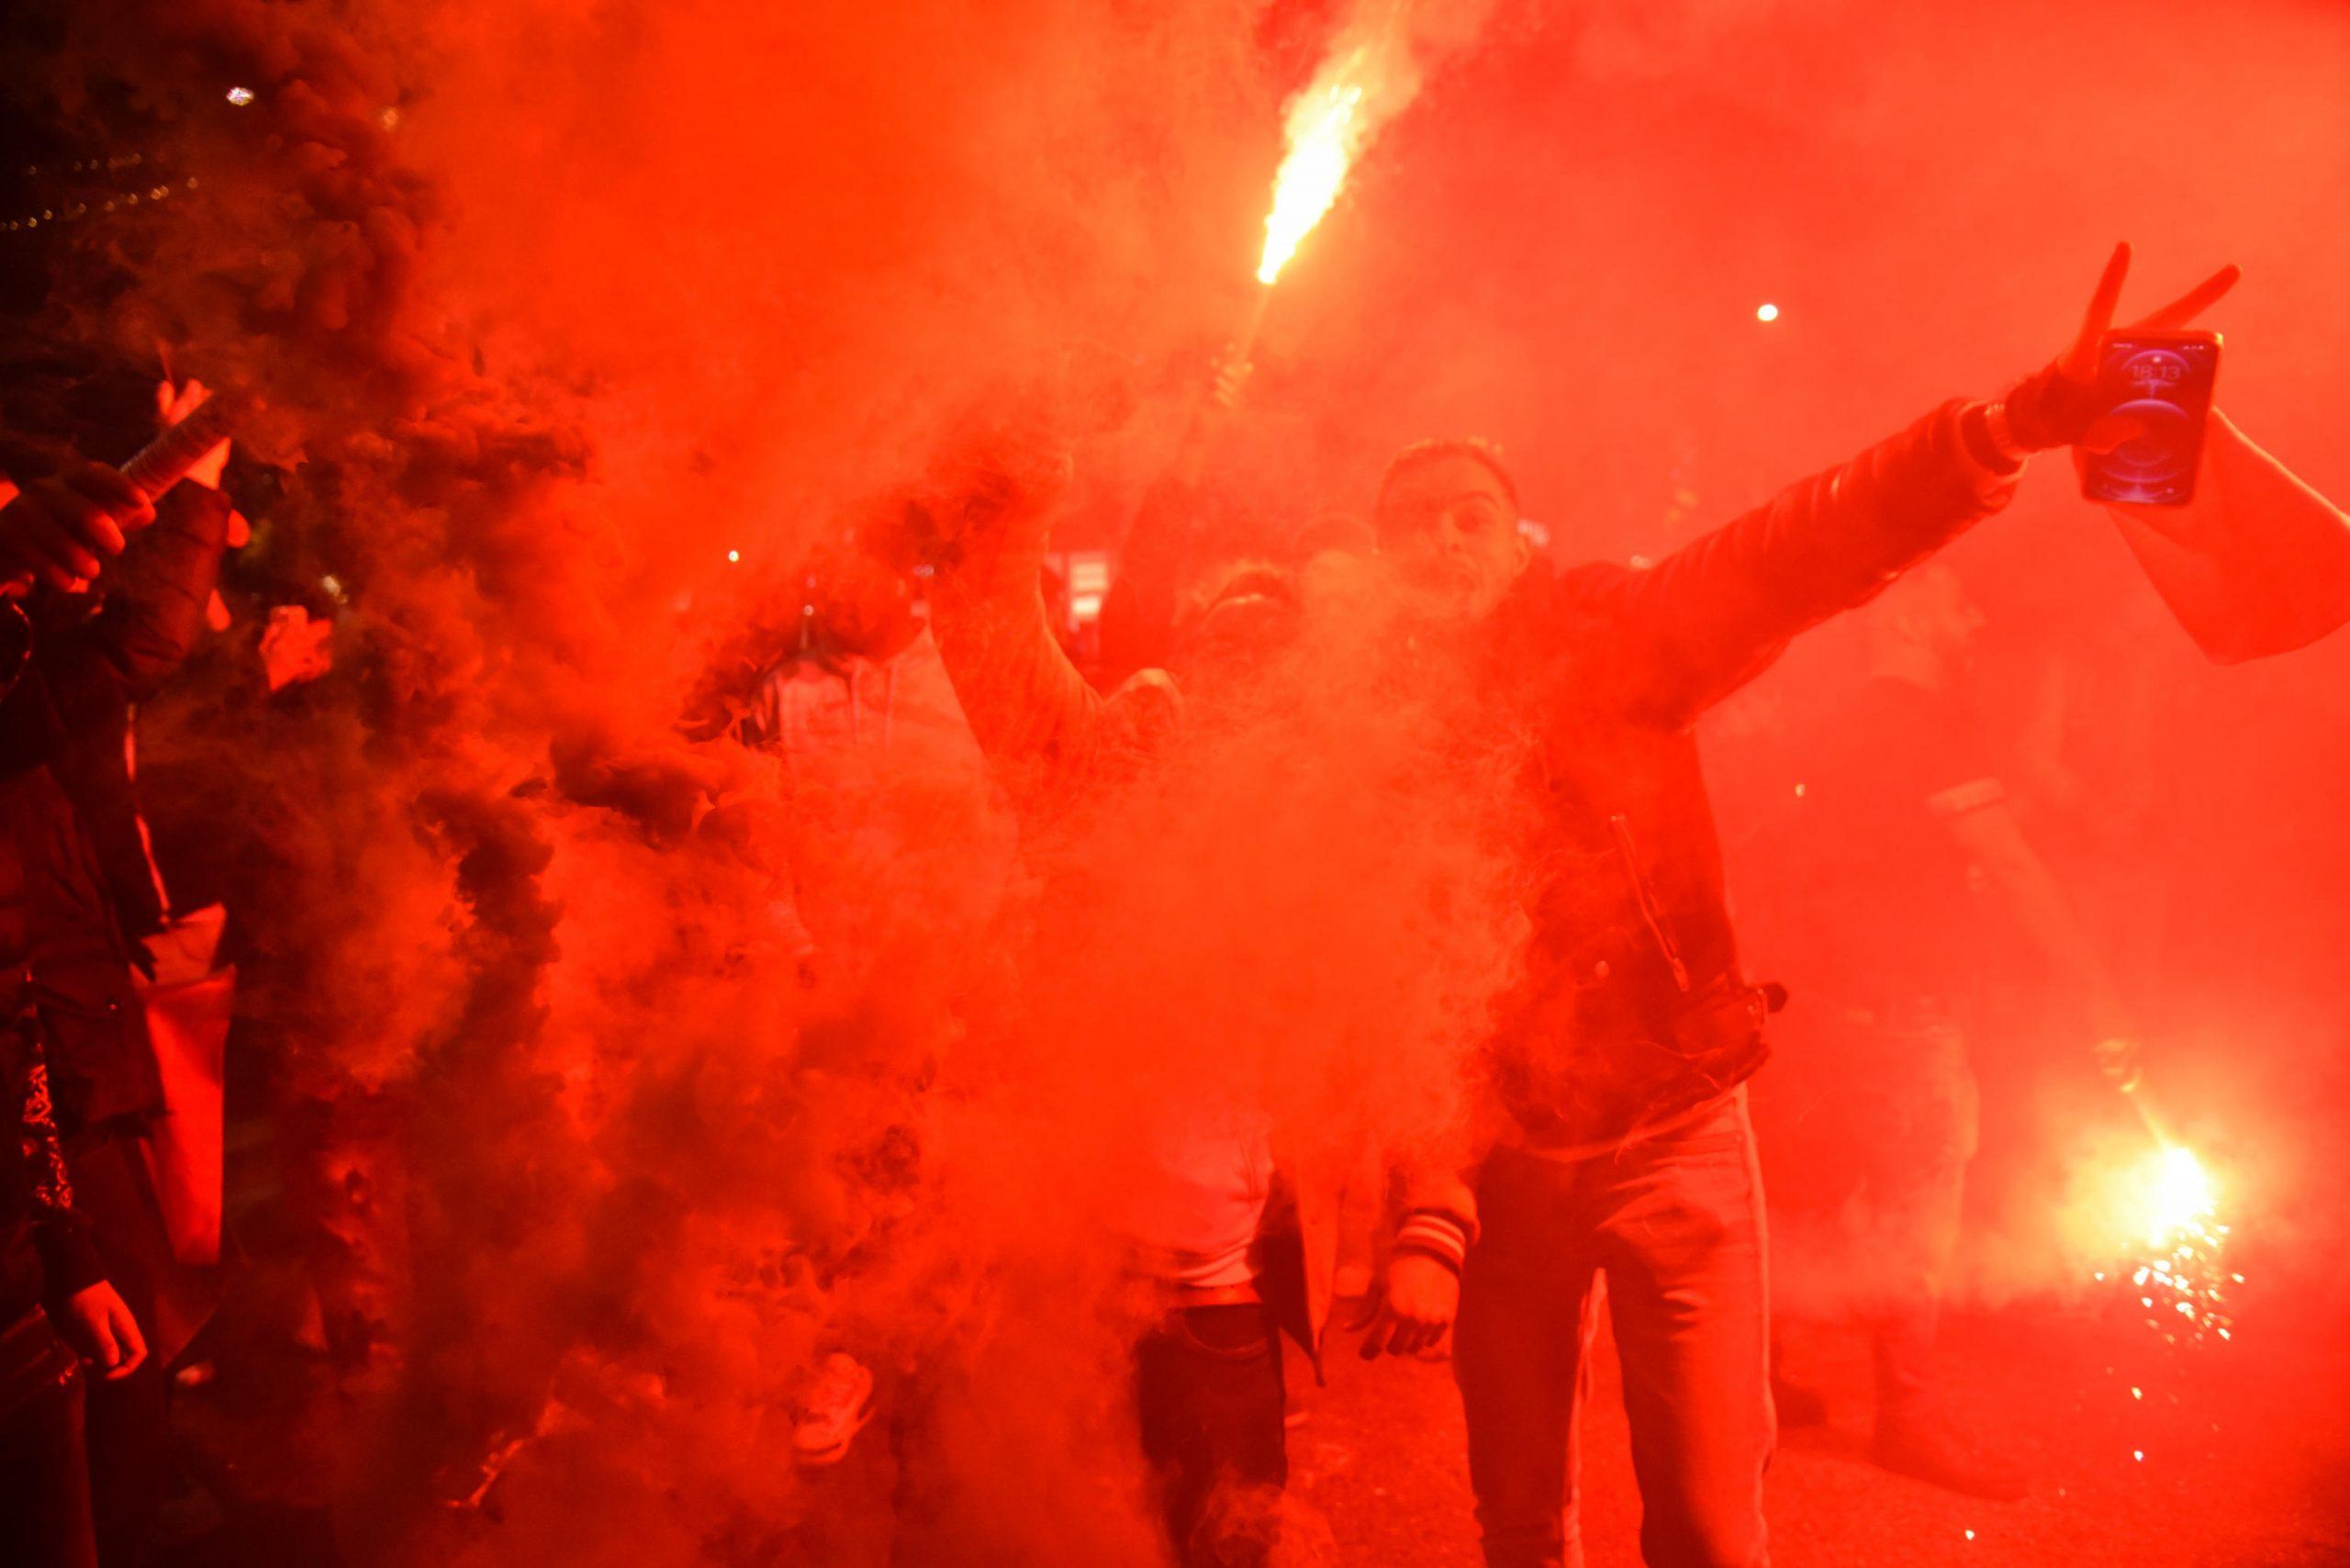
top-left (2107, 1141), bottom-right (2236, 1348)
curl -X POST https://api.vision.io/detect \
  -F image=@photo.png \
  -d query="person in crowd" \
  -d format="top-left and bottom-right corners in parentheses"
top-left (0, 379), bottom-right (241, 1567)
top-left (921, 438), bottom-right (1392, 1567)
top-left (1738, 561), bottom-right (2145, 1499)
top-left (0, 415), bottom-right (198, 1565)
top-left (736, 512), bottom-right (983, 778)
top-left (695, 505), bottom-right (1016, 1477)
top-left (2, 995), bottom-right (147, 1568)
top-left (1094, 349), bottom-right (1258, 689)
top-left (1352, 245), bottom-right (2235, 1568)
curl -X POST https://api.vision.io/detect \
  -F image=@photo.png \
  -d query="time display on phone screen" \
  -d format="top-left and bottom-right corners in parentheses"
top-left (2079, 333), bottom-right (2221, 507)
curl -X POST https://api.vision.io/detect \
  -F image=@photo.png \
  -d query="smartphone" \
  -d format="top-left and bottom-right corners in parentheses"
top-left (2077, 331), bottom-right (2221, 507)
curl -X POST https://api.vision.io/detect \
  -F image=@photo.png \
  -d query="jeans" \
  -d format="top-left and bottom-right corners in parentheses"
top-left (1454, 1094), bottom-right (1773, 1568)
top-left (1135, 1303), bottom-right (1286, 1568)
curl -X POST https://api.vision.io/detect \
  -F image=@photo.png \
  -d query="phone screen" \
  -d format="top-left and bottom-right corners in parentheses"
top-left (2078, 333), bottom-right (2220, 507)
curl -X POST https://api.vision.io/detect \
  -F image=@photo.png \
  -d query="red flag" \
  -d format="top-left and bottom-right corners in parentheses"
top-left (2103, 410), bottom-right (2350, 664)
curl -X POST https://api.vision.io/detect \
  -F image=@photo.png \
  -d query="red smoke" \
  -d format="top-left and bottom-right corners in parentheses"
top-left (6, 0), bottom-right (2347, 1562)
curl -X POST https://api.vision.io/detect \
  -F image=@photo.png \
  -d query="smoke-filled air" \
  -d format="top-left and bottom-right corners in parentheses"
top-left (1, 1), bottom-right (2345, 1565)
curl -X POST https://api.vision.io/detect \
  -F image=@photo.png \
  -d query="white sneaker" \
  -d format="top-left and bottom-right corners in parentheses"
top-left (791, 1352), bottom-right (877, 1467)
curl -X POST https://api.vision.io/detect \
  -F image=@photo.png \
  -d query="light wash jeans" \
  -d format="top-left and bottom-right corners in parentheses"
top-left (1454, 1093), bottom-right (1773, 1568)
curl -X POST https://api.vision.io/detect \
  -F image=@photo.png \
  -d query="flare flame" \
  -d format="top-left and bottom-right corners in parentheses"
top-left (2116, 1142), bottom-right (2237, 1348)
top-left (1258, 77), bottom-right (1368, 285)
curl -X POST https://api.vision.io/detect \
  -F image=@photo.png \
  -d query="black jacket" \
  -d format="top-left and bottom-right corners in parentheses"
top-left (1480, 398), bottom-right (2019, 1147)
top-left (1, 484), bottom-right (232, 1136)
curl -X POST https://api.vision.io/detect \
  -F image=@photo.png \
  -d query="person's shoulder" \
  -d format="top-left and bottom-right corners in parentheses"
top-left (1555, 557), bottom-right (1642, 600)
top-left (1487, 558), bottom-right (1624, 644)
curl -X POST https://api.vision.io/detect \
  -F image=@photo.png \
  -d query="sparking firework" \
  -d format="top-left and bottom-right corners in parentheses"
top-left (2120, 1142), bottom-right (2237, 1349)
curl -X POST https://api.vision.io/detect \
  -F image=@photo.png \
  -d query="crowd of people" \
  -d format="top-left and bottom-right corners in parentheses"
top-left (6, 238), bottom-right (2347, 1568)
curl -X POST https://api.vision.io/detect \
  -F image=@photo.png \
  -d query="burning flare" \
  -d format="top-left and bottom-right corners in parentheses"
top-left (1258, 77), bottom-right (1368, 285)
top-left (1251, 0), bottom-right (1472, 286)
top-left (2110, 1141), bottom-right (2236, 1348)
top-left (2137, 1143), bottom-right (2214, 1251)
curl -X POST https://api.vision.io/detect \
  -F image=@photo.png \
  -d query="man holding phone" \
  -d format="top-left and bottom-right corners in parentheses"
top-left (1356, 244), bottom-right (2237, 1568)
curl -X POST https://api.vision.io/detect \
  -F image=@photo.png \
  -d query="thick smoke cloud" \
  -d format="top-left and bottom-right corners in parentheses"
top-left (8, 1), bottom-right (1533, 1561)
top-left (6, 0), bottom-right (2346, 1559)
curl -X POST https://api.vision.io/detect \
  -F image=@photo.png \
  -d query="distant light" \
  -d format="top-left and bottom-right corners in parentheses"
top-left (226, 86), bottom-right (255, 106)
top-left (1964, 1530), bottom-right (1975, 1542)
top-left (1755, 302), bottom-right (1780, 323)
top-left (726, 548), bottom-right (741, 564)
top-left (2132, 1450), bottom-right (2145, 1462)
top-left (1793, 781), bottom-right (1807, 798)
top-left (319, 574), bottom-right (344, 599)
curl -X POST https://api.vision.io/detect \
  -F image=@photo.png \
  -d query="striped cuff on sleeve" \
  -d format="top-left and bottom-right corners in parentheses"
top-left (1393, 1209), bottom-right (1474, 1276)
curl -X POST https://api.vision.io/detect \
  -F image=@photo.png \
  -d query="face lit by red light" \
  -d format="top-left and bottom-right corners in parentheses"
top-left (1373, 452), bottom-right (1531, 619)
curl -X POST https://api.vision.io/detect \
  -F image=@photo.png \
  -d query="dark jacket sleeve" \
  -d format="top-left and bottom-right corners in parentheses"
top-left (0, 487), bottom-right (232, 782)
top-left (87, 484), bottom-right (234, 700)
top-left (1567, 398), bottom-right (2020, 726)
top-left (21, 1039), bottom-right (107, 1303)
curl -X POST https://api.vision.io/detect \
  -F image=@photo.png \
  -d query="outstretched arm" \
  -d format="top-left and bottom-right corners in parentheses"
top-left (1584, 247), bottom-right (2239, 725)
top-left (2100, 410), bottom-right (2350, 664)
top-left (1580, 398), bottom-right (2020, 724)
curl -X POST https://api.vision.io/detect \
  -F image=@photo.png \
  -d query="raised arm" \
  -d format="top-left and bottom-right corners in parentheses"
top-left (1583, 246), bottom-right (2240, 725)
top-left (85, 484), bottom-right (236, 699)
top-left (1578, 398), bottom-right (2020, 724)
top-left (925, 440), bottom-right (1178, 816)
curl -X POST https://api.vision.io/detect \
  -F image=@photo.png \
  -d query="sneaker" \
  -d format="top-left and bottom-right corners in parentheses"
top-left (791, 1352), bottom-right (877, 1468)
top-left (1872, 1415), bottom-right (2029, 1500)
